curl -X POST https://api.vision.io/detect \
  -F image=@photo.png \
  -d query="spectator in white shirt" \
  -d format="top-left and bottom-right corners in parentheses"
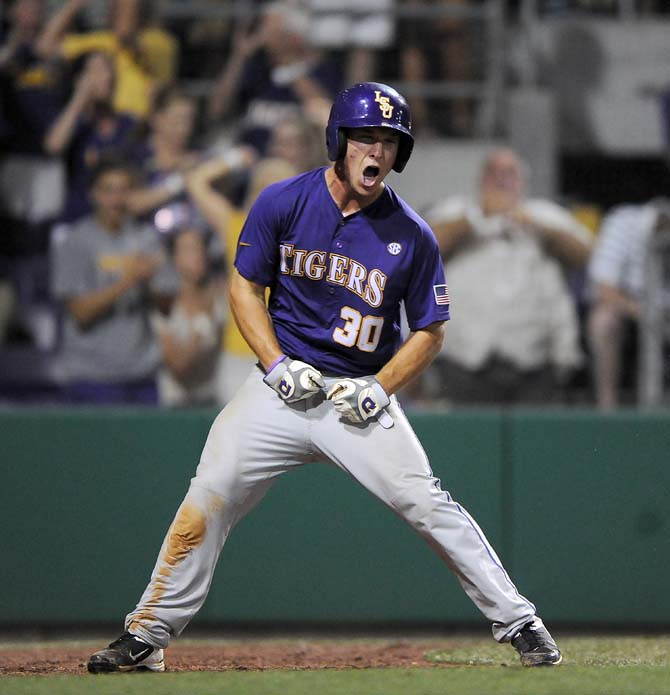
top-left (425, 147), bottom-right (593, 406)
top-left (587, 201), bottom-right (667, 410)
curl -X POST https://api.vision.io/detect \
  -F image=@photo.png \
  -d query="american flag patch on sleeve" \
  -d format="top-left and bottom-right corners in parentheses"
top-left (433, 284), bottom-right (450, 306)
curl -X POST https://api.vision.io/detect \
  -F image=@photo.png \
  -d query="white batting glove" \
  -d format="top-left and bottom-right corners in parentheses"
top-left (263, 356), bottom-right (325, 403)
top-left (326, 377), bottom-right (394, 429)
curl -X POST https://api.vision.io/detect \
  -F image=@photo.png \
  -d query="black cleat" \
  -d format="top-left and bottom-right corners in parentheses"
top-left (87, 632), bottom-right (165, 673)
top-left (511, 618), bottom-right (562, 666)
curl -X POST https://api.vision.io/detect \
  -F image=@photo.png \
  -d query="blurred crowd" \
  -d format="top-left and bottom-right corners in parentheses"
top-left (0, 0), bottom-right (668, 410)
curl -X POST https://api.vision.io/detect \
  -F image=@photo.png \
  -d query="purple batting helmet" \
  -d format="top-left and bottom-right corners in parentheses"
top-left (326, 82), bottom-right (414, 173)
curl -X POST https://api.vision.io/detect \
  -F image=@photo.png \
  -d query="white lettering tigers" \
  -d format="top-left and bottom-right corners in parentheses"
top-left (280, 244), bottom-right (388, 308)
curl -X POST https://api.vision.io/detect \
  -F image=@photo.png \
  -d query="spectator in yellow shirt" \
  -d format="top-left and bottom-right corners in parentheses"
top-left (186, 154), bottom-right (298, 404)
top-left (36, 0), bottom-right (178, 118)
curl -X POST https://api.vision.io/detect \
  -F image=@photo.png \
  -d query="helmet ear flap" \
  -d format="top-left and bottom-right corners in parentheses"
top-left (337, 128), bottom-right (348, 160)
top-left (393, 136), bottom-right (414, 173)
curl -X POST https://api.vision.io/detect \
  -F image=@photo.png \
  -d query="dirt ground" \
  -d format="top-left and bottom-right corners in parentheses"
top-left (0, 638), bottom-right (457, 676)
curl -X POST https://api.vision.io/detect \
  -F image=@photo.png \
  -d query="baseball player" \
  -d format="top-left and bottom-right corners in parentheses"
top-left (88, 82), bottom-right (562, 673)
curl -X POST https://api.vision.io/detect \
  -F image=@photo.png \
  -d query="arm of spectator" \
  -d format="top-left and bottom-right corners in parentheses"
top-left (291, 70), bottom-right (331, 107)
top-left (185, 160), bottom-right (234, 232)
top-left (0, 28), bottom-right (22, 70)
top-left (430, 216), bottom-right (473, 258)
top-left (541, 224), bottom-right (592, 268)
top-left (127, 171), bottom-right (191, 216)
top-left (591, 280), bottom-right (641, 321)
top-left (290, 73), bottom-right (332, 127)
top-left (157, 330), bottom-right (206, 381)
top-left (43, 65), bottom-right (97, 155)
top-left (67, 252), bottom-right (160, 327)
top-left (425, 197), bottom-right (475, 258)
top-left (113, 0), bottom-right (140, 46)
top-left (35, 0), bottom-right (86, 59)
top-left (207, 21), bottom-right (264, 123)
top-left (510, 204), bottom-right (593, 268)
top-left (113, 0), bottom-right (179, 83)
top-left (185, 151), bottom-right (254, 234)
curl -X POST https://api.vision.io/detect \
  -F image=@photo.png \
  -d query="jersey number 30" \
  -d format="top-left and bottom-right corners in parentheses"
top-left (333, 306), bottom-right (383, 352)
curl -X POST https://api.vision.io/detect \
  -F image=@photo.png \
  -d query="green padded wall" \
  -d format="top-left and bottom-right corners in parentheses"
top-left (0, 408), bottom-right (503, 625)
top-left (508, 409), bottom-right (670, 624)
top-left (0, 408), bottom-right (213, 623)
top-left (1, 407), bottom-right (668, 626)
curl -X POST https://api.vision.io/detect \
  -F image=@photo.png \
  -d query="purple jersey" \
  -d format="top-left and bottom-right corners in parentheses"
top-left (234, 167), bottom-right (450, 376)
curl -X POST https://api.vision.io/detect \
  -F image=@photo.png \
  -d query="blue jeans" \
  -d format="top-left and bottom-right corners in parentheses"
top-left (62, 379), bottom-right (158, 405)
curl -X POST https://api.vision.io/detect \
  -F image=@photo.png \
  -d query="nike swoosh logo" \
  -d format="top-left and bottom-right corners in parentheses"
top-left (129, 647), bottom-right (151, 662)
top-left (239, 241), bottom-right (252, 247)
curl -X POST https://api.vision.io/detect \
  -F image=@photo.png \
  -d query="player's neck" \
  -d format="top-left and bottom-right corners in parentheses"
top-left (325, 165), bottom-right (385, 217)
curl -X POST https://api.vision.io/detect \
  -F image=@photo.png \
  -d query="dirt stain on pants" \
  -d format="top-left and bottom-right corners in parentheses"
top-left (128, 500), bottom-right (212, 630)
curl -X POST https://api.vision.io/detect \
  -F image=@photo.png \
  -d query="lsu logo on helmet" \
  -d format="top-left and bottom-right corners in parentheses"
top-left (374, 91), bottom-right (394, 119)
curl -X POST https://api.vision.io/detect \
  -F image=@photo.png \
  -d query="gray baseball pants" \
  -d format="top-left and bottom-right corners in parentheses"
top-left (125, 368), bottom-right (536, 648)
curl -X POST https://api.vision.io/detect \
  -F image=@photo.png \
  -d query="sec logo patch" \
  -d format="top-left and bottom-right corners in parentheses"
top-left (387, 242), bottom-right (402, 256)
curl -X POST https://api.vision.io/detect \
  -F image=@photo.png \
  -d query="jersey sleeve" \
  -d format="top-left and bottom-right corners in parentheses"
top-left (233, 185), bottom-right (283, 287)
top-left (404, 222), bottom-right (451, 331)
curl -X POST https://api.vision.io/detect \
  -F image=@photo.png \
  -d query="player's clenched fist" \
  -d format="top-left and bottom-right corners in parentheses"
top-left (263, 356), bottom-right (325, 402)
top-left (326, 377), bottom-right (393, 429)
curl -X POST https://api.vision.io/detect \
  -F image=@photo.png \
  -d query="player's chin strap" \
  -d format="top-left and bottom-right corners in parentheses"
top-left (326, 377), bottom-right (394, 429)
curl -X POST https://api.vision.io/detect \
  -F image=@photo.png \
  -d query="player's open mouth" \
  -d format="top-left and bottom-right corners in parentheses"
top-left (362, 165), bottom-right (380, 187)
